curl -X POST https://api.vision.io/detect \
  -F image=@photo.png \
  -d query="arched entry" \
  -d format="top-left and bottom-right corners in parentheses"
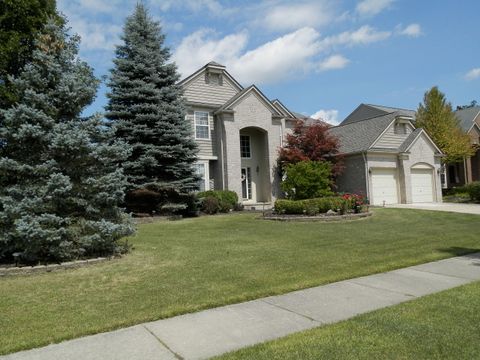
top-left (239, 127), bottom-right (270, 203)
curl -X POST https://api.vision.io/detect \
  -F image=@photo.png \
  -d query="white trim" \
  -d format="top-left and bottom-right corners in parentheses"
top-left (216, 86), bottom-right (282, 117)
top-left (197, 155), bottom-right (218, 160)
top-left (272, 99), bottom-right (295, 118)
top-left (370, 118), bottom-right (396, 149)
top-left (403, 129), bottom-right (443, 154)
top-left (194, 160), bottom-right (209, 192)
top-left (194, 111), bottom-right (211, 140)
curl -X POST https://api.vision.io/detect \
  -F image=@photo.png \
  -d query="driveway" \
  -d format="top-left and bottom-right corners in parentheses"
top-left (387, 202), bottom-right (480, 215)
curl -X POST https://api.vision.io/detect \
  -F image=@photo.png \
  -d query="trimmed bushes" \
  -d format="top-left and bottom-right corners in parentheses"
top-left (464, 181), bottom-right (480, 202)
top-left (274, 195), bottom-right (365, 215)
top-left (197, 190), bottom-right (239, 214)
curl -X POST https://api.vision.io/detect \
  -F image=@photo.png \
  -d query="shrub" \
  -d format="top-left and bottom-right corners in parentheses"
top-left (197, 190), bottom-right (239, 214)
top-left (274, 195), bottom-right (366, 215)
top-left (201, 196), bottom-right (220, 215)
top-left (464, 181), bottom-right (480, 202)
top-left (281, 161), bottom-right (334, 200)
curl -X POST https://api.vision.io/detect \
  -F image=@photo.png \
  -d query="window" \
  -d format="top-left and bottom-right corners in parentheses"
top-left (240, 135), bottom-right (251, 158)
top-left (193, 163), bottom-right (207, 192)
top-left (241, 167), bottom-right (252, 200)
top-left (394, 123), bottom-right (407, 135)
top-left (194, 111), bottom-right (210, 139)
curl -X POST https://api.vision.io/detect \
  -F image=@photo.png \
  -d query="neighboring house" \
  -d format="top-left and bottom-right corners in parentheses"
top-left (445, 106), bottom-right (480, 187)
top-left (330, 104), bottom-right (444, 205)
top-left (179, 62), bottom-right (299, 208)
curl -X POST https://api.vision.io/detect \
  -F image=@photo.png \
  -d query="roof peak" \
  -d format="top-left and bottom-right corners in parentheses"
top-left (206, 61), bottom-right (225, 68)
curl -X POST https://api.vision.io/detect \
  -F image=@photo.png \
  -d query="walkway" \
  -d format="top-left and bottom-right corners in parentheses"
top-left (3, 253), bottom-right (480, 360)
top-left (388, 202), bottom-right (480, 215)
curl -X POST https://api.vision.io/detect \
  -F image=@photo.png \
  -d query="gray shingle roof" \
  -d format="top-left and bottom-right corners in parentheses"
top-left (329, 112), bottom-right (397, 154)
top-left (340, 104), bottom-right (416, 126)
top-left (398, 128), bottom-right (422, 153)
top-left (455, 106), bottom-right (480, 132)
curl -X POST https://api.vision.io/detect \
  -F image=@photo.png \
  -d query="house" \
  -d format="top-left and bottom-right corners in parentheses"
top-left (445, 106), bottom-right (480, 187)
top-left (180, 63), bottom-right (444, 206)
top-left (179, 62), bottom-right (299, 208)
top-left (330, 104), bottom-right (444, 205)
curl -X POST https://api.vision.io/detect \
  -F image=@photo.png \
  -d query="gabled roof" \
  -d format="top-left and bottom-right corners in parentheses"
top-left (178, 62), bottom-right (243, 91)
top-left (271, 99), bottom-right (295, 118)
top-left (398, 128), bottom-right (443, 154)
top-left (455, 106), bottom-right (480, 132)
top-left (329, 112), bottom-right (398, 153)
top-left (340, 103), bottom-right (416, 126)
top-left (214, 85), bottom-right (282, 116)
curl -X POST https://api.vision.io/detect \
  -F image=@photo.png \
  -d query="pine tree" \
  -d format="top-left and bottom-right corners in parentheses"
top-left (0, 0), bottom-right (59, 107)
top-left (106, 3), bottom-right (198, 212)
top-left (416, 87), bottom-right (474, 163)
top-left (0, 19), bottom-right (134, 263)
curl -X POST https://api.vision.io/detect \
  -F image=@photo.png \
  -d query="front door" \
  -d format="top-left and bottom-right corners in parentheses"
top-left (241, 167), bottom-right (252, 201)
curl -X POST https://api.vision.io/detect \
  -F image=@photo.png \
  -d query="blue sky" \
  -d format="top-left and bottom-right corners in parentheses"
top-left (57, 0), bottom-right (480, 125)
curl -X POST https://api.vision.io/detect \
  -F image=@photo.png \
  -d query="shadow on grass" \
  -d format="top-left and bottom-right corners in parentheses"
top-left (438, 247), bottom-right (480, 261)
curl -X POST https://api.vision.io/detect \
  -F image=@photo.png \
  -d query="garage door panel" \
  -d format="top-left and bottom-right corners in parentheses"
top-left (411, 169), bottom-right (434, 203)
top-left (371, 169), bottom-right (399, 205)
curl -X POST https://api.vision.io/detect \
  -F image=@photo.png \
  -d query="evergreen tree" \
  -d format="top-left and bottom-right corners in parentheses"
top-left (0, 19), bottom-right (134, 263)
top-left (416, 87), bottom-right (474, 163)
top-left (0, 0), bottom-right (59, 107)
top-left (106, 3), bottom-right (198, 211)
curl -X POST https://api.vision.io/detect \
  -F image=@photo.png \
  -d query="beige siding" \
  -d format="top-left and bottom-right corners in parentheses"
top-left (374, 122), bottom-right (413, 149)
top-left (186, 109), bottom-right (217, 158)
top-left (183, 73), bottom-right (239, 106)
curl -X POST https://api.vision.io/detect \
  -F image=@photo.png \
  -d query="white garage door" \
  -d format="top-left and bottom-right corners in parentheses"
top-left (371, 168), bottom-right (399, 205)
top-left (411, 168), bottom-right (434, 203)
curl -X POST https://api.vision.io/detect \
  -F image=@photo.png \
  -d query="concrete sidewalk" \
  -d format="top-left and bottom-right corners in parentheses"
top-left (388, 202), bottom-right (480, 215)
top-left (3, 253), bottom-right (480, 360)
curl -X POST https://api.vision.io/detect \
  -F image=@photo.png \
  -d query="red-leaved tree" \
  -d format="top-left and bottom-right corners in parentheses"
top-left (278, 120), bottom-right (343, 176)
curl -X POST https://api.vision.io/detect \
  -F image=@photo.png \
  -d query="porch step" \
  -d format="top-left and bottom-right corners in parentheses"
top-left (242, 202), bottom-right (273, 211)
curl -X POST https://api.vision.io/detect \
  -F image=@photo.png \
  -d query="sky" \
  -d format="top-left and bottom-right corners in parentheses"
top-left (57, 0), bottom-right (480, 125)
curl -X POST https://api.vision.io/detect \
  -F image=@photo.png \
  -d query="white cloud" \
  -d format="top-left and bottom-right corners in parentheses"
top-left (174, 27), bottom-right (322, 84)
top-left (465, 68), bottom-right (480, 81)
top-left (321, 25), bottom-right (391, 49)
top-left (231, 27), bottom-right (321, 84)
top-left (397, 23), bottom-right (423, 37)
top-left (356, 0), bottom-right (395, 17)
top-left (153, 0), bottom-right (226, 15)
top-left (173, 29), bottom-right (249, 77)
top-left (262, 2), bottom-right (336, 32)
top-left (317, 55), bottom-right (350, 71)
top-left (68, 17), bottom-right (122, 51)
top-left (311, 109), bottom-right (340, 125)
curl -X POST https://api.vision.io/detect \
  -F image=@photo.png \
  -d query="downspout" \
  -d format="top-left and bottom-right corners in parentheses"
top-left (362, 151), bottom-right (370, 203)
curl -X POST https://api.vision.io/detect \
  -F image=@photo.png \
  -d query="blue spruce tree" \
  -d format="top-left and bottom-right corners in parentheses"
top-left (106, 3), bottom-right (198, 213)
top-left (0, 19), bottom-right (134, 263)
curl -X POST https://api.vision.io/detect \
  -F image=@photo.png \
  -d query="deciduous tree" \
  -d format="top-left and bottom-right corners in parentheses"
top-left (416, 87), bottom-right (474, 163)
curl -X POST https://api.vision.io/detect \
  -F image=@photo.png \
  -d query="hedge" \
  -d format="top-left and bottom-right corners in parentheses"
top-left (464, 181), bottom-right (480, 202)
top-left (274, 195), bottom-right (365, 215)
top-left (197, 190), bottom-right (239, 214)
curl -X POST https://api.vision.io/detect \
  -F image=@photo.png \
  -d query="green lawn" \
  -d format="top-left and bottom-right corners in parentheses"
top-left (1, 209), bottom-right (479, 355)
top-left (218, 281), bottom-right (480, 360)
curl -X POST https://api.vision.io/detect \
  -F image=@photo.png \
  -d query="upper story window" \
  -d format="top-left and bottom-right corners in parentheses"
top-left (194, 111), bottom-right (210, 140)
top-left (205, 72), bottom-right (223, 86)
top-left (240, 135), bottom-right (251, 158)
top-left (394, 122), bottom-right (407, 135)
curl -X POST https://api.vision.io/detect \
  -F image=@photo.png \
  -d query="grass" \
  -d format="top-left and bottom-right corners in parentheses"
top-left (1, 208), bottom-right (479, 355)
top-left (217, 281), bottom-right (480, 360)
